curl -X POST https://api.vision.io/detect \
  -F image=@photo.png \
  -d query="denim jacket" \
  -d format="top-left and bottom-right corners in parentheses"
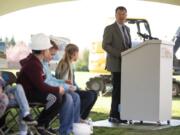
top-left (42, 61), bottom-right (69, 92)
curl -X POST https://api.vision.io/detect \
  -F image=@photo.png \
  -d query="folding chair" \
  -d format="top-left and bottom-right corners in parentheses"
top-left (16, 71), bottom-right (59, 129)
top-left (0, 71), bottom-right (39, 135)
top-left (1, 71), bottom-right (59, 134)
top-left (0, 71), bottom-right (20, 134)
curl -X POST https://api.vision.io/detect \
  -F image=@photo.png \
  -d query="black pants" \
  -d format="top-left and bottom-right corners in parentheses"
top-left (0, 113), bottom-right (7, 128)
top-left (110, 72), bottom-right (121, 119)
top-left (76, 90), bottom-right (97, 119)
top-left (28, 92), bottom-right (62, 127)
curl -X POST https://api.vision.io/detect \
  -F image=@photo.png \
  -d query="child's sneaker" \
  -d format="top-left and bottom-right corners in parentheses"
top-left (23, 114), bottom-right (37, 125)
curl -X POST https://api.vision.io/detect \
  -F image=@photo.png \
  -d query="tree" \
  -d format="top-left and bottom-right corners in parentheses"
top-left (3, 36), bottom-right (16, 47)
top-left (10, 37), bottom-right (16, 46)
top-left (4, 37), bottom-right (9, 46)
top-left (75, 48), bottom-right (89, 71)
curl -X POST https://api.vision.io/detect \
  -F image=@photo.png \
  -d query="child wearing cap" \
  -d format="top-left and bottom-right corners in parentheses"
top-left (17, 33), bottom-right (65, 135)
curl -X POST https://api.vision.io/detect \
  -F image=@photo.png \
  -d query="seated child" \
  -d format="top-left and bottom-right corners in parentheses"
top-left (0, 72), bottom-right (37, 135)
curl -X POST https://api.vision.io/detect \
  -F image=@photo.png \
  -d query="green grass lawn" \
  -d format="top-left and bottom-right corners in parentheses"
top-left (89, 96), bottom-right (180, 135)
top-left (75, 72), bottom-right (180, 135)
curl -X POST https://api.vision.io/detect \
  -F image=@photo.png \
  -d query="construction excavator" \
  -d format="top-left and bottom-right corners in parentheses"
top-left (172, 27), bottom-right (180, 96)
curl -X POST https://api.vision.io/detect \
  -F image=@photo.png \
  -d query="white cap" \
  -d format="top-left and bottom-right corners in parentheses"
top-left (49, 35), bottom-right (70, 50)
top-left (30, 33), bottom-right (52, 50)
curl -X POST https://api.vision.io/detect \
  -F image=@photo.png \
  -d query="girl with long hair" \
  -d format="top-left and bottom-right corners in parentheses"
top-left (56, 44), bottom-right (97, 121)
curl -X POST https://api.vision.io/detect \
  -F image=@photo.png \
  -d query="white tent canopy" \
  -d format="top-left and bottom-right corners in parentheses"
top-left (0, 0), bottom-right (180, 16)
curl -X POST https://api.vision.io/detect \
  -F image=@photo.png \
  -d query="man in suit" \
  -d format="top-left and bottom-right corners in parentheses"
top-left (102, 6), bottom-right (132, 123)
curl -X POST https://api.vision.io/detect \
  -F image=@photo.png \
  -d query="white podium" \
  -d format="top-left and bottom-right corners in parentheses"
top-left (120, 40), bottom-right (173, 123)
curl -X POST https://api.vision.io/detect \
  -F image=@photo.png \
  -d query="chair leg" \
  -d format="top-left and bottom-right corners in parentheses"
top-left (3, 108), bottom-right (19, 134)
top-left (48, 114), bottom-right (59, 129)
top-left (0, 129), bottom-right (5, 135)
top-left (28, 125), bottom-right (41, 135)
top-left (3, 106), bottom-right (42, 135)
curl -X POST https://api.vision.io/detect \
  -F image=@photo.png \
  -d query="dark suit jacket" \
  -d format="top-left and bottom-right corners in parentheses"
top-left (102, 22), bottom-right (132, 72)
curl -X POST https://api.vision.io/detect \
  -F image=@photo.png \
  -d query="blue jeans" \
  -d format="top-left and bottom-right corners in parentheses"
top-left (6, 84), bottom-right (30, 135)
top-left (59, 92), bottom-right (80, 135)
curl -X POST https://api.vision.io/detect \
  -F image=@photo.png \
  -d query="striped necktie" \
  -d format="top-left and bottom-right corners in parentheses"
top-left (122, 25), bottom-right (129, 48)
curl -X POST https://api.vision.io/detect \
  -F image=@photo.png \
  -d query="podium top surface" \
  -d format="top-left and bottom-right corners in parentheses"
top-left (121, 40), bottom-right (174, 56)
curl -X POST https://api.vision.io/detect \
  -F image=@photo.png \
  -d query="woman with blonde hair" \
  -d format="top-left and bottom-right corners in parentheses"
top-left (17, 33), bottom-right (64, 135)
top-left (56, 44), bottom-right (97, 121)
